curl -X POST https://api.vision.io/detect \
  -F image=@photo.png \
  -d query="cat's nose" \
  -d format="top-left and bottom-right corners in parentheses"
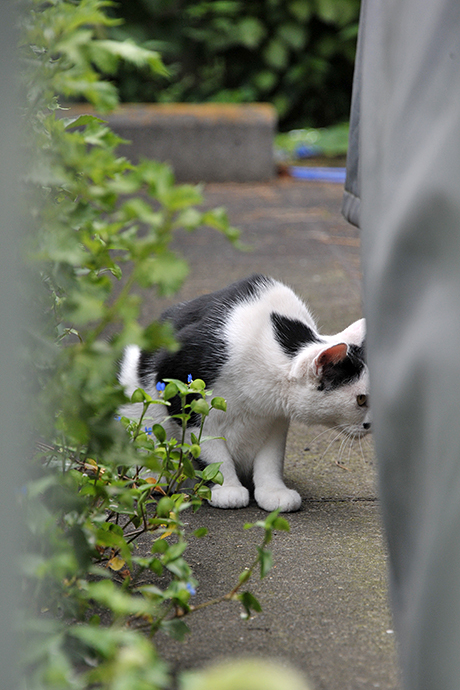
top-left (363, 422), bottom-right (371, 430)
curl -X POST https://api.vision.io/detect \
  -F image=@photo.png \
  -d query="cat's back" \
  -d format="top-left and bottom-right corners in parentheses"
top-left (161, 274), bottom-right (276, 332)
top-left (161, 274), bottom-right (319, 361)
top-left (223, 277), bottom-right (318, 351)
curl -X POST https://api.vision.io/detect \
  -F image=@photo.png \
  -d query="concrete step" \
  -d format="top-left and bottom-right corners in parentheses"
top-left (64, 102), bottom-right (277, 183)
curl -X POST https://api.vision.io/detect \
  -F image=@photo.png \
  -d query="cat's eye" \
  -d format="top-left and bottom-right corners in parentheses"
top-left (357, 394), bottom-right (367, 407)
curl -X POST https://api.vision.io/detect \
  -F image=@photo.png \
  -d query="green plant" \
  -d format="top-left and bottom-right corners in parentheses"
top-left (275, 121), bottom-right (350, 160)
top-left (108, 0), bottom-right (360, 129)
top-left (20, 1), bottom-right (290, 688)
top-left (24, 377), bottom-right (289, 688)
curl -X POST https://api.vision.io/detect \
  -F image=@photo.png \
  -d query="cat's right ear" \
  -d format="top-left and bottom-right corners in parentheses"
top-left (288, 343), bottom-right (348, 382)
top-left (312, 343), bottom-right (348, 378)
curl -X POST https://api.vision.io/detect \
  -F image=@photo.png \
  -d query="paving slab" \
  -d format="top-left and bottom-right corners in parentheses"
top-left (132, 178), bottom-right (401, 690)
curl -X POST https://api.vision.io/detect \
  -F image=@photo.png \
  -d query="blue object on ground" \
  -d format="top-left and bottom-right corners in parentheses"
top-left (289, 167), bottom-right (347, 184)
top-left (295, 144), bottom-right (322, 158)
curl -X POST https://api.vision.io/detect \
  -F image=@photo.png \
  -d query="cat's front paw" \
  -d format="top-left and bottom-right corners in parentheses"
top-left (254, 487), bottom-right (302, 513)
top-left (209, 485), bottom-right (250, 509)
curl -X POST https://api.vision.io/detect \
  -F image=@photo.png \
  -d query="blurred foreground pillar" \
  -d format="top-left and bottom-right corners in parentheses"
top-left (358, 0), bottom-right (460, 688)
top-left (0, 3), bottom-right (22, 688)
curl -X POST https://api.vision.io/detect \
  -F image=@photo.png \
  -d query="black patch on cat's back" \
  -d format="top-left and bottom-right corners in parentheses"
top-left (161, 274), bottom-right (274, 333)
top-left (152, 274), bottom-right (274, 385)
top-left (318, 343), bottom-right (366, 392)
top-left (270, 312), bottom-right (321, 357)
top-left (138, 349), bottom-right (156, 382)
top-left (137, 275), bottom-right (275, 425)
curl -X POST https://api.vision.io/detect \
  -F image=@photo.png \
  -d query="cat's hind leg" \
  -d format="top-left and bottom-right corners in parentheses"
top-left (253, 419), bottom-right (301, 512)
top-left (199, 438), bottom-right (250, 509)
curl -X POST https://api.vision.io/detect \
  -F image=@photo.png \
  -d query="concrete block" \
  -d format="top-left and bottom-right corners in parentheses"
top-left (64, 103), bottom-right (277, 182)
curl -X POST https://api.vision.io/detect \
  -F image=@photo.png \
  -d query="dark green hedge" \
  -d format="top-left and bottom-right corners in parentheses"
top-left (109, 0), bottom-right (360, 130)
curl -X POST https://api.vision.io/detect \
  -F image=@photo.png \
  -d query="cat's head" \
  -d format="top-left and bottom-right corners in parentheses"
top-left (288, 318), bottom-right (371, 436)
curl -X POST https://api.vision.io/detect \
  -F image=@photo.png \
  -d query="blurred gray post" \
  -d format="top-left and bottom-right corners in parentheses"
top-left (358, 0), bottom-right (460, 688)
top-left (0, 2), bottom-right (21, 688)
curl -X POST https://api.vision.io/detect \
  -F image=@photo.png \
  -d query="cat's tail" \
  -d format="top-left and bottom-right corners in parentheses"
top-left (118, 344), bottom-right (142, 398)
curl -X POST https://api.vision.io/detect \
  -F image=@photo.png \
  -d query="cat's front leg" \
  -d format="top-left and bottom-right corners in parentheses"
top-left (199, 438), bottom-right (249, 509)
top-left (253, 419), bottom-right (301, 513)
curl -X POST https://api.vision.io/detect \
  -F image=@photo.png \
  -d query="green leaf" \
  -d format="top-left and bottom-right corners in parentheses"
top-left (70, 624), bottom-right (119, 658)
top-left (277, 23), bottom-right (307, 50)
top-left (189, 444), bottom-right (201, 459)
top-left (193, 527), bottom-right (208, 538)
top-left (163, 382), bottom-right (179, 400)
top-left (289, 0), bottom-right (313, 21)
top-left (135, 254), bottom-right (189, 295)
top-left (253, 69), bottom-right (278, 92)
top-left (257, 547), bottom-right (273, 578)
top-left (182, 455), bottom-right (196, 479)
top-left (263, 38), bottom-right (289, 70)
top-left (236, 17), bottom-right (266, 48)
top-left (238, 591), bottom-right (262, 618)
top-left (211, 396), bottom-right (227, 412)
top-left (156, 496), bottom-right (175, 517)
top-left (151, 539), bottom-right (169, 554)
top-left (130, 388), bottom-right (150, 404)
top-left (238, 568), bottom-right (251, 585)
top-left (195, 485), bottom-right (212, 500)
top-left (161, 619), bottom-right (190, 641)
top-left (163, 378), bottom-right (189, 394)
top-left (164, 557), bottom-right (190, 578)
top-left (137, 583), bottom-right (166, 599)
top-left (163, 541), bottom-right (187, 561)
top-left (64, 114), bottom-right (107, 129)
top-left (152, 424), bottom-right (167, 442)
top-left (161, 183), bottom-right (203, 212)
top-left (91, 39), bottom-right (169, 77)
top-left (271, 516), bottom-right (291, 532)
top-left (190, 398), bottom-right (210, 416)
top-left (189, 378), bottom-right (206, 392)
top-left (84, 580), bottom-right (148, 616)
top-left (200, 463), bottom-right (223, 482)
top-left (150, 558), bottom-right (164, 576)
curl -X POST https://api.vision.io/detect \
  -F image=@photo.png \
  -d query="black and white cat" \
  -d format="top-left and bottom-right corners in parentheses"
top-left (119, 275), bottom-right (370, 512)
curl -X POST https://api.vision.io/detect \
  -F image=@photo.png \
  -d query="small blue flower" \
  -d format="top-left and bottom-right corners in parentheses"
top-left (156, 381), bottom-right (166, 392)
top-left (185, 582), bottom-right (196, 596)
top-left (145, 426), bottom-right (152, 435)
top-left (114, 415), bottom-right (121, 421)
top-left (187, 374), bottom-right (193, 383)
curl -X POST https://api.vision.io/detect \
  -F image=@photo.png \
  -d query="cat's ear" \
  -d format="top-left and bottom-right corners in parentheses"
top-left (289, 342), bottom-right (348, 382)
top-left (312, 343), bottom-right (348, 377)
top-left (337, 317), bottom-right (366, 344)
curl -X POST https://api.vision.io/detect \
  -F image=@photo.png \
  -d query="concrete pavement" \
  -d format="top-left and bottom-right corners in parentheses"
top-left (134, 178), bottom-right (401, 690)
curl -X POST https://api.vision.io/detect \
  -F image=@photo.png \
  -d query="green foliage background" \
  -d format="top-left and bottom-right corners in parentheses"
top-left (108, 0), bottom-right (360, 129)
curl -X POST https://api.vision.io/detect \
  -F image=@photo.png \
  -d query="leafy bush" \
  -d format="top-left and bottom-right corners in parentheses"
top-left (20, 1), bottom-right (289, 688)
top-left (275, 121), bottom-right (350, 160)
top-left (108, 0), bottom-right (360, 129)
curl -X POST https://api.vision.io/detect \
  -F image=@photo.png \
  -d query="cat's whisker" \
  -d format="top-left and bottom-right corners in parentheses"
top-left (346, 434), bottom-right (355, 465)
top-left (338, 434), bottom-right (349, 461)
top-left (309, 425), bottom-right (344, 446)
top-left (357, 434), bottom-right (366, 463)
top-left (347, 434), bottom-right (355, 465)
top-left (312, 422), bottom-right (373, 469)
top-left (307, 425), bottom-right (342, 457)
top-left (320, 426), bottom-right (348, 459)
top-left (336, 439), bottom-right (348, 467)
